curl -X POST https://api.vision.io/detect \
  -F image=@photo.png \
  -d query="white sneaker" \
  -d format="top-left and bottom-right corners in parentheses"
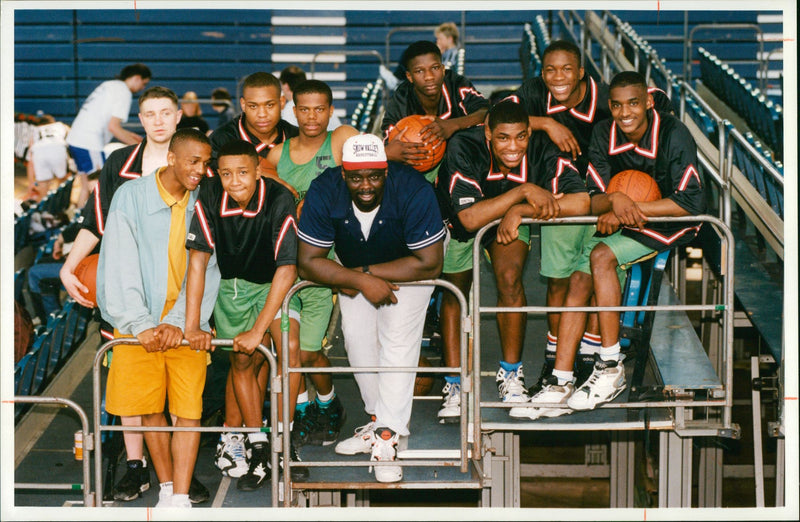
top-left (170, 494), bottom-right (192, 508)
top-left (496, 366), bottom-right (531, 417)
top-left (155, 483), bottom-right (173, 507)
top-left (334, 417), bottom-right (376, 455)
top-left (215, 432), bottom-right (250, 478)
top-left (437, 381), bottom-right (461, 424)
top-left (525, 375), bottom-right (575, 420)
top-left (370, 427), bottom-right (402, 483)
top-left (567, 354), bottom-right (626, 410)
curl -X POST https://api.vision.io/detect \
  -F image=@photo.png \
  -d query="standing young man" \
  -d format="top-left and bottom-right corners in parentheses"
top-left (511, 40), bottom-right (675, 389)
top-left (525, 71), bottom-right (705, 419)
top-left (436, 100), bottom-right (589, 419)
top-left (66, 63), bottom-right (151, 207)
top-left (97, 128), bottom-right (219, 508)
top-left (297, 134), bottom-right (445, 483)
top-left (266, 80), bottom-right (358, 448)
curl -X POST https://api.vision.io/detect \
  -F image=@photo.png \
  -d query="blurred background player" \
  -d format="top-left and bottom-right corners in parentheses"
top-left (66, 63), bottom-right (151, 207)
top-left (526, 71), bottom-right (705, 419)
top-left (265, 79), bottom-right (358, 449)
top-left (210, 87), bottom-right (235, 130)
top-left (436, 100), bottom-right (589, 420)
top-left (434, 22), bottom-right (460, 68)
top-left (177, 91), bottom-right (211, 136)
top-left (24, 114), bottom-right (71, 202)
top-left (279, 66), bottom-right (343, 130)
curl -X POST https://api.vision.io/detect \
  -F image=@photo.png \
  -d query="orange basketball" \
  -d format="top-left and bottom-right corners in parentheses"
top-left (607, 169), bottom-right (661, 202)
top-left (414, 355), bottom-right (435, 396)
top-left (73, 253), bottom-right (99, 307)
top-left (387, 114), bottom-right (446, 172)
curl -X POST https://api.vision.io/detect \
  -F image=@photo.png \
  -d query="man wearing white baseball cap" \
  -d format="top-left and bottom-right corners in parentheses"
top-left (296, 133), bottom-right (445, 482)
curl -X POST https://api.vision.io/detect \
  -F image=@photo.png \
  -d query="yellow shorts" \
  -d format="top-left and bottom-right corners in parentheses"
top-left (105, 335), bottom-right (207, 420)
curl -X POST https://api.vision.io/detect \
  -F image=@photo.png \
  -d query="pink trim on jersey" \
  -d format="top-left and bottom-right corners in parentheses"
top-left (608, 109), bottom-right (660, 159)
top-left (439, 85), bottom-right (453, 119)
top-left (274, 215), bottom-right (297, 261)
top-left (100, 328), bottom-right (114, 340)
top-left (586, 163), bottom-right (606, 192)
top-left (450, 172), bottom-right (483, 195)
top-left (220, 177), bottom-right (266, 217)
top-left (118, 143), bottom-right (143, 179)
top-left (678, 165), bottom-right (701, 191)
top-left (487, 151), bottom-right (527, 183)
top-left (457, 86), bottom-right (484, 115)
top-left (93, 186), bottom-right (105, 236)
top-left (552, 157), bottom-right (578, 193)
top-left (634, 224), bottom-right (702, 245)
top-left (194, 200), bottom-right (215, 249)
top-left (546, 77), bottom-right (597, 123)
top-left (237, 117), bottom-right (270, 153)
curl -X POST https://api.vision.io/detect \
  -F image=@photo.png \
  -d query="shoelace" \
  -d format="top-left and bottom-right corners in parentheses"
top-left (352, 421), bottom-right (376, 437)
top-left (499, 370), bottom-right (527, 396)
top-left (228, 436), bottom-right (247, 461)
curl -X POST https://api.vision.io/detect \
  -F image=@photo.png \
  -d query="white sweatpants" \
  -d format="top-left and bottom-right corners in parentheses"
top-left (339, 284), bottom-right (433, 436)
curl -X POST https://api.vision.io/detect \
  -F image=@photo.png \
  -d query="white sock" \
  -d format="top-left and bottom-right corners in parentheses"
top-left (551, 369), bottom-right (574, 386)
top-left (316, 387), bottom-right (335, 403)
top-left (599, 343), bottom-right (621, 362)
top-left (159, 481), bottom-right (173, 495)
top-left (248, 431), bottom-right (268, 444)
top-left (579, 332), bottom-right (602, 354)
top-left (546, 331), bottom-right (557, 353)
top-left (296, 391), bottom-right (309, 404)
top-left (172, 493), bottom-right (189, 505)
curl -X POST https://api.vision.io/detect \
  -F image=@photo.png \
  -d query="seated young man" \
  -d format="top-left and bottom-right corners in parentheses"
top-left (184, 139), bottom-right (307, 489)
top-left (525, 71), bottom-right (706, 419)
top-left (436, 100), bottom-right (589, 419)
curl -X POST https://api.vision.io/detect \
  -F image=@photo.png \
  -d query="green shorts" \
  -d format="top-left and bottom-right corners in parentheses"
top-left (443, 235), bottom-right (474, 274)
top-left (424, 161), bottom-right (441, 184)
top-left (540, 224), bottom-right (597, 279)
top-left (213, 277), bottom-right (301, 350)
top-left (576, 231), bottom-right (658, 286)
top-left (297, 285), bottom-right (334, 352)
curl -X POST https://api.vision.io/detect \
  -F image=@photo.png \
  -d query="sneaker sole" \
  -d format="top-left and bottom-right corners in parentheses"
top-left (568, 384), bottom-right (625, 411)
top-left (113, 482), bottom-right (150, 501)
top-left (438, 415), bottom-right (460, 424)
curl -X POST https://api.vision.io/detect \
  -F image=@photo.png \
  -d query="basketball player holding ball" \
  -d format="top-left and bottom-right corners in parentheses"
top-left (522, 71), bottom-right (706, 419)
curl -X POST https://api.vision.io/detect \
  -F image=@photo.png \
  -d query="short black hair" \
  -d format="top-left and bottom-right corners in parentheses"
top-left (609, 70), bottom-right (648, 92)
top-left (541, 40), bottom-right (582, 65)
top-left (217, 139), bottom-right (259, 164)
top-left (487, 99), bottom-right (528, 130)
top-left (293, 79), bottom-right (333, 106)
top-left (169, 127), bottom-right (210, 152)
top-left (279, 66), bottom-right (307, 92)
top-left (402, 40), bottom-right (442, 70)
top-left (242, 71), bottom-right (281, 94)
top-left (119, 63), bottom-right (152, 81)
top-left (211, 87), bottom-right (232, 108)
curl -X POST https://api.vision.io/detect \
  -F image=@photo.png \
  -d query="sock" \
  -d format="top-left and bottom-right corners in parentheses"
top-left (546, 331), bottom-right (558, 353)
top-left (599, 342), bottom-right (621, 362)
top-left (277, 421), bottom-right (294, 433)
top-left (248, 431), bottom-right (268, 444)
top-left (297, 391), bottom-right (309, 405)
top-left (444, 375), bottom-right (461, 384)
top-left (316, 387), bottom-right (335, 405)
top-left (499, 360), bottom-right (522, 373)
top-left (159, 481), bottom-right (173, 494)
top-left (551, 368), bottom-right (574, 386)
top-left (580, 332), bottom-right (602, 354)
top-left (172, 493), bottom-right (189, 505)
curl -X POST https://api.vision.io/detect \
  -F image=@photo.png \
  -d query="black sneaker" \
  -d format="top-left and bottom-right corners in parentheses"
top-left (308, 396), bottom-right (346, 446)
top-left (112, 459), bottom-right (151, 501)
top-left (237, 441), bottom-right (270, 491)
top-left (574, 353), bottom-right (597, 389)
top-left (188, 474), bottom-right (210, 504)
top-left (281, 443), bottom-right (310, 482)
top-left (529, 356), bottom-right (556, 396)
top-left (291, 402), bottom-right (320, 448)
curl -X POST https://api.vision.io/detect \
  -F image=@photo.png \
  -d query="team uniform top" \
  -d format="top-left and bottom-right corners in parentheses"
top-left (381, 69), bottom-right (489, 140)
top-left (208, 114), bottom-right (298, 171)
top-left (78, 138), bottom-right (152, 238)
top-left (437, 125), bottom-right (586, 243)
top-left (276, 132), bottom-right (337, 203)
top-left (297, 163), bottom-right (446, 268)
top-left (511, 76), bottom-right (675, 176)
top-left (186, 175), bottom-right (298, 285)
top-left (66, 79), bottom-right (133, 151)
top-left (586, 109), bottom-right (706, 251)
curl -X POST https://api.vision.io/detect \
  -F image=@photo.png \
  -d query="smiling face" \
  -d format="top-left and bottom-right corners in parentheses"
top-left (609, 83), bottom-right (653, 145)
top-left (343, 168), bottom-right (387, 212)
top-left (139, 96), bottom-right (181, 145)
top-left (240, 84), bottom-right (284, 142)
top-left (294, 91), bottom-right (333, 139)
top-left (486, 122), bottom-right (530, 173)
top-left (541, 49), bottom-right (585, 108)
top-left (168, 139), bottom-right (211, 193)
top-left (405, 52), bottom-right (445, 101)
top-left (217, 153), bottom-right (259, 208)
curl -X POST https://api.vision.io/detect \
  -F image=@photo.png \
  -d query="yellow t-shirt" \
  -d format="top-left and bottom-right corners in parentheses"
top-left (155, 167), bottom-right (190, 320)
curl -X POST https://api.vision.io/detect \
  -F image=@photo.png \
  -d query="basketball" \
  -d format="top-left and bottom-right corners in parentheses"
top-left (607, 169), bottom-right (661, 202)
top-left (73, 253), bottom-right (99, 307)
top-left (387, 114), bottom-right (446, 172)
top-left (414, 355), bottom-right (435, 396)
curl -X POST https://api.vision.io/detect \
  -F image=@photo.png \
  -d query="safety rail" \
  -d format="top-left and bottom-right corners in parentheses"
top-left (279, 279), bottom-right (473, 505)
top-left (684, 24), bottom-right (766, 92)
top-left (13, 396), bottom-right (94, 506)
top-left (471, 215), bottom-right (736, 434)
top-left (91, 339), bottom-right (280, 507)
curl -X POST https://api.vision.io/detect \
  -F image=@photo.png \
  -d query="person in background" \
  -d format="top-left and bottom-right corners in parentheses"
top-left (24, 114), bottom-right (71, 202)
top-left (279, 66), bottom-right (343, 131)
top-left (435, 22), bottom-right (459, 68)
top-left (210, 87), bottom-right (236, 130)
top-left (177, 91), bottom-right (211, 136)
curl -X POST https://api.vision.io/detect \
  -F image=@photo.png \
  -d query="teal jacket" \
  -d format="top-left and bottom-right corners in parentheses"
top-left (97, 173), bottom-right (220, 336)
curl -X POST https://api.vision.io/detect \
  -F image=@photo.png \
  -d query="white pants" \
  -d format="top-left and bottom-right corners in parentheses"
top-left (339, 284), bottom-right (433, 436)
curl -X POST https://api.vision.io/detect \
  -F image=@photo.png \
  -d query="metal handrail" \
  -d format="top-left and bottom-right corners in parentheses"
top-left (684, 24), bottom-right (765, 91)
top-left (472, 215), bottom-right (736, 433)
top-left (13, 396), bottom-right (94, 507)
top-left (280, 279), bottom-right (471, 506)
top-left (92, 339), bottom-right (280, 507)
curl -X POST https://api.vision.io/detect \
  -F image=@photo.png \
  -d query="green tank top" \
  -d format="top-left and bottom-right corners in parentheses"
top-left (276, 132), bottom-right (336, 203)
